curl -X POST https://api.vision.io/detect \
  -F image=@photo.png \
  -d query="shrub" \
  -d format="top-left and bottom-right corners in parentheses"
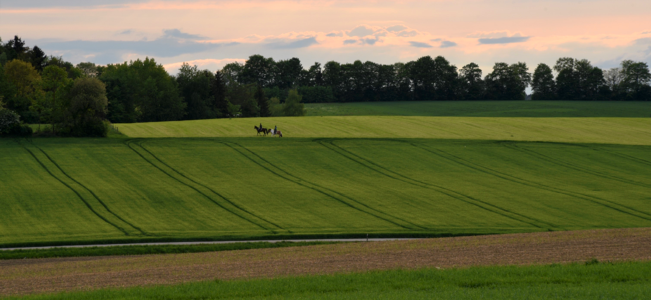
top-left (0, 109), bottom-right (21, 136)
top-left (9, 124), bottom-right (33, 137)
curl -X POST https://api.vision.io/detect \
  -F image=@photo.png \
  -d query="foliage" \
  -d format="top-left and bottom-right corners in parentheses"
top-left (268, 96), bottom-right (284, 116)
top-left (282, 89), bottom-right (305, 116)
top-left (554, 57), bottom-right (610, 100)
top-left (60, 77), bottom-right (109, 137)
top-left (255, 84), bottom-right (270, 117)
top-left (45, 56), bottom-right (83, 79)
top-left (484, 62), bottom-right (530, 100)
top-left (298, 86), bottom-right (336, 103)
top-left (3, 59), bottom-right (42, 115)
top-left (212, 70), bottom-right (229, 117)
top-left (531, 63), bottom-right (556, 100)
top-left (226, 82), bottom-right (258, 117)
top-left (0, 109), bottom-right (21, 135)
top-left (459, 63), bottom-right (484, 100)
top-left (101, 58), bottom-right (186, 122)
top-left (36, 65), bottom-right (71, 133)
top-left (176, 63), bottom-right (217, 120)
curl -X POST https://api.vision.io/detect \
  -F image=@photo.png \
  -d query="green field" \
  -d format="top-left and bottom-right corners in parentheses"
top-left (2, 134), bottom-right (650, 246)
top-left (3, 101), bottom-right (651, 247)
top-left (305, 101), bottom-right (651, 117)
top-left (117, 116), bottom-right (651, 145)
top-left (9, 261), bottom-right (651, 300)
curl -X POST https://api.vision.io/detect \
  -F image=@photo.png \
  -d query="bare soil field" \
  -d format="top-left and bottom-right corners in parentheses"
top-left (1, 228), bottom-right (650, 296)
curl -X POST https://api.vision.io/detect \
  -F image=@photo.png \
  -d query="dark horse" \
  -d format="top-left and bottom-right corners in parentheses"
top-left (254, 125), bottom-right (270, 136)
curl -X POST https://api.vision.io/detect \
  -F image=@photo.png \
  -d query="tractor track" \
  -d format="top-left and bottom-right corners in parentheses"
top-left (499, 142), bottom-right (651, 220)
top-left (135, 140), bottom-right (285, 231)
top-left (124, 140), bottom-right (278, 232)
top-left (408, 142), bottom-right (651, 224)
top-left (15, 140), bottom-right (133, 236)
top-left (222, 142), bottom-right (425, 231)
top-left (319, 139), bottom-right (546, 229)
top-left (506, 143), bottom-right (651, 189)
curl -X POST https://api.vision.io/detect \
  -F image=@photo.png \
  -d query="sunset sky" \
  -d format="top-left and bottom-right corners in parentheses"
top-left (1, 0), bottom-right (649, 74)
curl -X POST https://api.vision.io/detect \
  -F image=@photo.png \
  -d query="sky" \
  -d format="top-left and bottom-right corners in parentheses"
top-left (1, 0), bottom-right (650, 74)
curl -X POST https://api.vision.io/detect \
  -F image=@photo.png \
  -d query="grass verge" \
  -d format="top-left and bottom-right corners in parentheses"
top-left (0, 241), bottom-right (337, 260)
top-left (8, 260), bottom-right (650, 299)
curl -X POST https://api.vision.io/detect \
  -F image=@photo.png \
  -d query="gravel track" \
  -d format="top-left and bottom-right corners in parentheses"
top-left (1, 228), bottom-right (650, 296)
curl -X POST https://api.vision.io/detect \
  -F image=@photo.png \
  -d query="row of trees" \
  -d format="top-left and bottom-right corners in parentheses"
top-left (224, 54), bottom-right (651, 103)
top-left (2, 35), bottom-right (650, 131)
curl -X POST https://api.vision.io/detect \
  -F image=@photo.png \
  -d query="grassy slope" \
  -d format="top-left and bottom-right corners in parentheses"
top-left (117, 116), bottom-right (651, 145)
top-left (305, 100), bottom-right (651, 117)
top-left (10, 262), bottom-right (651, 299)
top-left (2, 137), bottom-right (650, 246)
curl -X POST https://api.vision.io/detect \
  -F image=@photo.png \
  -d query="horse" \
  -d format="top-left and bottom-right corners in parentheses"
top-left (254, 125), bottom-right (270, 136)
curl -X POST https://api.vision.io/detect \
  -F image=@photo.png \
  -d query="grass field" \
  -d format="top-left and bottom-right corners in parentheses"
top-left (2, 136), bottom-right (650, 247)
top-left (116, 116), bottom-right (651, 145)
top-left (305, 100), bottom-right (651, 117)
top-left (7, 261), bottom-right (650, 299)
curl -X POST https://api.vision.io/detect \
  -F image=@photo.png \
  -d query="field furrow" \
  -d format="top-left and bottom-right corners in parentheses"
top-left (2, 137), bottom-right (650, 246)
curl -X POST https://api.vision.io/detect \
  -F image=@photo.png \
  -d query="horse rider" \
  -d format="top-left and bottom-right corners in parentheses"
top-left (274, 125), bottom-right (277, 135)
top-left (259, 123), bottom-right (262, 130)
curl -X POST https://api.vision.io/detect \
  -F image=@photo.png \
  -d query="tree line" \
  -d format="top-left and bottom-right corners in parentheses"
top-left (1, 35), bottom-right (650, 137)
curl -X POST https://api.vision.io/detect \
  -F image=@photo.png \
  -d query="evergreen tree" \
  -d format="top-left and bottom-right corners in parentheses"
top-left (30, 46), bottom-right (47, 72)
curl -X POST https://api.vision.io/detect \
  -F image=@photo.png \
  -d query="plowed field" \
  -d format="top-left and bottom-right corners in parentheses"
top-left (1, 228), bottom-right (649, 296)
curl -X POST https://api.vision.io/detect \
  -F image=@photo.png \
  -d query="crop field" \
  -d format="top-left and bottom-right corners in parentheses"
top-left (116, 116), bottom-right (651, 145)
top-left (2, 228), bottom-right (650, 297)
top-left (305, 100), bottom-right (651, 117)
top-left (2, 131), bottom-right (650, 246)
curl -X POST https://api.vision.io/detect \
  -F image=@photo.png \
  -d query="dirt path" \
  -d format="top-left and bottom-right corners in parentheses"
top-left (1, 228), bottom-right (650, 296)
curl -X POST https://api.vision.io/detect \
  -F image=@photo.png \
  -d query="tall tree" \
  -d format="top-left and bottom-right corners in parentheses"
top-left (226, 83), bottom-right (258, 117)
top-left (37, 65), bottom-right (71, 133)
top-left (76, 62), bottom-right (98, 77)
top-left (531, 63), bottom-right (556, 100)
top-left (410, 56), bottom-right (437, 100)
top-left (459, 63), bottom-right (484, 100)
top-left (29, 46), bottom-right (47, 72)
top-left (620, 60), bottom-right (651, 100)
top-left (221, 62), bottom-right (243, 85)
top-left (100, 57), bottom-right (185, 122)
top-left (3, 59), bottom-right (42, 115)
top-left (176, 63), bottom-right (215, 120)
top-left (554, 57), bottom-right (578, 100)
top-left (255, 84), bottom-right (270, 117)
top-left (241, 54), bottom-right (275, 87)
top-left (212, 70), bottom-right (229, 117)
top-left (64, 77), bottom-right (109, 137)
top-left (274, 57), bottom-right (302, 89)
top-left (323, 61), bottom-right (343, 100)
top-left (484, 62), bottom-right (528, 100)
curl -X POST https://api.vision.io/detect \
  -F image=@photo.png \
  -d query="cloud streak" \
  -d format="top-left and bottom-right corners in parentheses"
top-left (479, 36), bottom-right (530, 44)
